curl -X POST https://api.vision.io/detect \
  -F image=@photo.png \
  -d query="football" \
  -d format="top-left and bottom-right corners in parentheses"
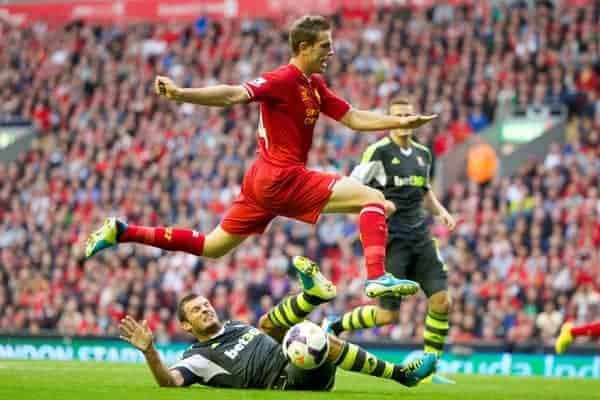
top-left (282, 321), bottom-right (330, 370)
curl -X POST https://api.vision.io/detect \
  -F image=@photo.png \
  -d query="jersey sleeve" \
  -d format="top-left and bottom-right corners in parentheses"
top-left (170, 355), bottom-right (202, 387)
top-left (314, 76), bottom-right (350, 120)
top-left (360, 142), bottom-right (384, 165)
top-left (171, 366), bottom-right (200, 387)
top-left (351, 147), bottom-right (386, 188)
top-left (242, 73), bottom-right (286, 103)
top-left (170, 353), bottom-right (231, 387)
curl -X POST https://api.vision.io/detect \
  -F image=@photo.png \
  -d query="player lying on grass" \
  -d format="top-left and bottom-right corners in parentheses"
top-left (555, 321), bottom-right (600, 354)
top-left (119, 256), bottom-right (435, 390)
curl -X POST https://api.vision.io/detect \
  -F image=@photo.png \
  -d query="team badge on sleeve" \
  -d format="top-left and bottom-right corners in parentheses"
top-left (249, 77), bottom-right (266, 87)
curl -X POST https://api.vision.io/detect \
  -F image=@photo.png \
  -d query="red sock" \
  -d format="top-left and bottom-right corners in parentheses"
top-left (119, 225), bottom-right (205, 256)
top-left (571, 321), bottom-right (600, 337)
top-left (359, 203), bottom-right (387, 280)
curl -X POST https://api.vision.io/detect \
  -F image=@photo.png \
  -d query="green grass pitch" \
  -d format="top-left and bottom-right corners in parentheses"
top-left (0, 360), bottom-right (599, 400)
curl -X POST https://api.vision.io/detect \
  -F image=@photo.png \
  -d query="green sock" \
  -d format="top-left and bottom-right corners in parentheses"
top-left (330, 305), bottom-right (378, 334)
top-left (267, 293), bottom-right (324, 328)
top-left (424, 309), bottom-right (449, 356)
top-left (334, 341), bottom-right (409, 384)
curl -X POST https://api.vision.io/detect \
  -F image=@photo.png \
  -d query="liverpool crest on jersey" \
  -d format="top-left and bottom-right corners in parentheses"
top-left (417, 156), bottom-right (425, 167)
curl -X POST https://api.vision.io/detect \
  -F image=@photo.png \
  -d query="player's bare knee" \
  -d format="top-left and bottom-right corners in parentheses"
top-left (383, 200), bottom-right (396, 217)
top-left (370, 189), bottom-right (386, 204)
top-left (361, 187), bottom-right (386, 207)
top-left (201, 247), bottom-right (223, 259)
top-left (258, 314), bottom-right (273, 332)
top-left (202, 229), bottom-right (245, 259)
top-left (326, 335), bottom-right (345, 362)
top-left (202, 241), bottom-right (232, 259)
top-left (429, 291), bottom-right (451, 315)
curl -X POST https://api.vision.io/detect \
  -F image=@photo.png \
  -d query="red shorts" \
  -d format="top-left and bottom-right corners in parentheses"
top-left (220, 159), bottom-right (340, 235)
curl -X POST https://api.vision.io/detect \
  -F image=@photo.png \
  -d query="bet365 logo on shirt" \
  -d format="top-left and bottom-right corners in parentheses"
top-left (224, 328), bottom-right (261, 360)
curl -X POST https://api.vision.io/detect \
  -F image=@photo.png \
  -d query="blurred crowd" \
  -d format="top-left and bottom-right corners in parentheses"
top-left (0, 1), bottom-right (598, 348)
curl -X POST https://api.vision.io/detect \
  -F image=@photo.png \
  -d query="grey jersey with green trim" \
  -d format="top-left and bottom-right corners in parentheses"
top-left (352, 137), bottom-right (432, 237)
top-left (170, 321), bottom-right (287, 389)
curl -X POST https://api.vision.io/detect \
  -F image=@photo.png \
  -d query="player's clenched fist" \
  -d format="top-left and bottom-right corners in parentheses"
top-left (154, 76), bottom-right (180, 100)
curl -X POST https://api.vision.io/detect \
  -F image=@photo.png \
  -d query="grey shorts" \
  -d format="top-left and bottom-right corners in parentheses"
top-left (379, 236), bottom-right (448, 310)
top-left (278, 362), bottom-right (336, 391)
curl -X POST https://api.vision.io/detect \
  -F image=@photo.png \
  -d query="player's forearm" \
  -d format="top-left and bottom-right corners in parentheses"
top-left (142, 345), bottom-right (178, 387)
top-left (344, 109), bottom-right (415, 132)
top-left (173, 85), bottom-right (247, 107)
top-left (424, 191), bottom-right (444, 216)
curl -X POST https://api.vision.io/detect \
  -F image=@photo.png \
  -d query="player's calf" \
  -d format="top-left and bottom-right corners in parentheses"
top-left (328, 335), bottom-right (436, 387)
top-left (324, 305), bottom-right (386, 336)
top-left (266, 257), bottom-right (335, 332)
top-left (266, 292), bottom-right (326, 330)
top-left (85, 217), bottom-right (207, 258)
top-left (424, 291), bottom-right (451, 357)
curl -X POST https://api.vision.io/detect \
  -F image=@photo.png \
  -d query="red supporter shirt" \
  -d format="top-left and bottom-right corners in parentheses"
top-left (243, 64), bottom-right (350, 167)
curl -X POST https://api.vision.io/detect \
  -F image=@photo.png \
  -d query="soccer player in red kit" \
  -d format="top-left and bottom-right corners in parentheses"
top-left (85, 16), bottom-right (436, 298)
top-left (555, 321), bottom-right (600, 354)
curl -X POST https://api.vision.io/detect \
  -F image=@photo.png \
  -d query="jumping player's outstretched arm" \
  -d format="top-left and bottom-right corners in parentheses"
top-left (340, 108), bottom-right (437, 131)
top-left (155, 76), bottom-right (250, 107)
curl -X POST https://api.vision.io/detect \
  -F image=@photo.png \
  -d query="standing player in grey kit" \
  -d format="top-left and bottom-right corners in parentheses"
top-left (324, 98), bottom-right (455, 381)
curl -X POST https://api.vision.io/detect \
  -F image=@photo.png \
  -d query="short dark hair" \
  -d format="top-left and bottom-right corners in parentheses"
top-left (177, 293), bottom-right (200, 322)
top-left (289, 15), bottom-right (331, 55)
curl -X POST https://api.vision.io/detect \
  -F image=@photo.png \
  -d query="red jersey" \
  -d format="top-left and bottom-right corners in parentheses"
top-left (243, 64), bottom-right (350, 167)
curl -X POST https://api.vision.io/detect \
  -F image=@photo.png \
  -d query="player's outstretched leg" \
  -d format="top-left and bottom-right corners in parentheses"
top-left (321, 305), bottom-right (455, 385)
top-left (266, 291), bottom-right (325, 330)
top-left (264, 257), bottom-right (337, 331)
top-left (322, 306), bottom-right (378, 335)
top-left (419, 292), bottom-right (453, 384)
top-left (331, 337), bottom-right (436, 387)
top-left (85, 217), bottom-right (206, 258)
top-left (359, 204), bottom-right (420, 298)
top-left (324, 178), bottom-right (420, 298)
top-left (555, 321), bottom-right (600, 354)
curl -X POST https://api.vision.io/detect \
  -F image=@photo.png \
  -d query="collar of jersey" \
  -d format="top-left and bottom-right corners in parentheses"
top-left (288, 63), bottom-right (311, 83)
top-left (196, 325), bottom-right (226, 345)
top-left (399, 146), bottom-right (413, 157)
top-left (210, 325), bottom-right (226, 339)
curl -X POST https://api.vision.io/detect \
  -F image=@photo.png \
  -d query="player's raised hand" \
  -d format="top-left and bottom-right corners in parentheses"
top-left (119, 315), bottom-right (153, 352)
top-left (154, 76), bottom-right (179, 100)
